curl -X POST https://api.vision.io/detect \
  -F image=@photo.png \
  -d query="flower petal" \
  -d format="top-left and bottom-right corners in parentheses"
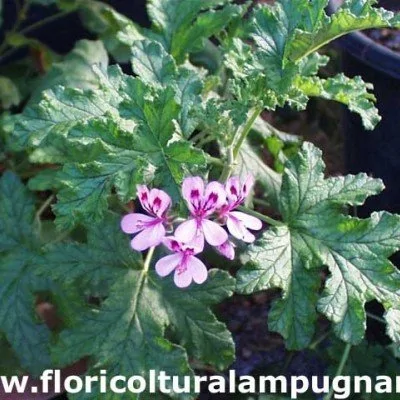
top-left (188, 256), bottom-right (208, 284)
top-left (217, 240), bottom-right (236, 260)
top-left (156, 254), bottom-right (182, 277)
top-left (137, 185), bottom-right (151, 213)
top-left (230, 211), bottom-right (262, 230)
top-left (182, 177), bottom-right (204, 214)
top-left (242, 174), bottom-right (254, 198)
top-left (174, 266), bottom-right (193, 288)
top-left (226, 176), bottom-right (241, 204)
top-left (121, 213), bottom-right (154, 234)
top-left (201, 219), bottom-right (228, 246)
top-left (226, 215), bottom-right (255, 243)
top-left (175, 218), bottom-right (198, 243)
top-left (149, 188), bottom-right (171, 217)
top-left (131, 222), bottom-right (166, 251)
top-left (203, 181), bottom-right (226, 214)
top-left (163, 237), bottom-right (183, 252)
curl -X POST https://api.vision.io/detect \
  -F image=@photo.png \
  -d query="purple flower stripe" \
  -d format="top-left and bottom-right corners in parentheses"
top-left (155, 236), bottom-right (207, 288)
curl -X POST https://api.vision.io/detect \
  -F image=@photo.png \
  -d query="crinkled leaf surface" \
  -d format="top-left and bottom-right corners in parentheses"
top-left (237, 142), bottom-right (400, 349)
top-left (147, 0), bottom-right (242, 63)
top-left (295, 73), bottom-right (380, 130)
top-left (11, 65), bottom-right (206, 229)
top-left (0, 172), bottom-right (51, 375)
top-left (41, 214), bottom-right (235, 399)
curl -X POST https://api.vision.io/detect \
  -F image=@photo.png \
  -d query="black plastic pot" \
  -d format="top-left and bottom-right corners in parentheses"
top-left (328, 0), bottom-right (400, 216)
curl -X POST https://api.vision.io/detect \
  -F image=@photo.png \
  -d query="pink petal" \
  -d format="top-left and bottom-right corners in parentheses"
top-left (155, 254), bottom-right (182, 277)
top-left (175, 218), bottom-right (198, 243)
top-left (131, 222), bottom-right (166, 251)
top-left (226, 215), bottom-right (255, 243)
top-left (121, 213), bottom-right (154, 234)
top-left (201, 219), bottom-right (228, 246)
top-left (137, 185), bottom-right (151, 213)
top-left (182, 177), bottom-right (204, 213)
top-left (163, 237), bottom-right (183, 252)
top-left (230, 211), bottom-right (262, 230)
top-left (149, 188), bottom-right (171, 217)
top-left (189, 233), bottom-right (205, 254)
top-left (217, 240), bottom-right (236, 260)
top-left (174, 266), bottom-right (193, 288)
top-left (188, 256), bottom-right (208, 284)
top-left (203, 181), bottom-right (226, 213)
top-left (242, 175), bottom-right (254, 198)
top-left (226, 177), bottom-right (241, 204)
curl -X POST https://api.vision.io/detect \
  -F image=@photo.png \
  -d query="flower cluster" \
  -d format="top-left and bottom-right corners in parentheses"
top-left (121, 176), bottom-right (262, 288)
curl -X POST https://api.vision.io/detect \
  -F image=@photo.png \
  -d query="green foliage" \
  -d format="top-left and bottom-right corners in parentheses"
top-left (39, 214), bottom-right (235, 398)
top-left (238, 143), bottom-right (400, 349)
top-left (225, 0), bottom-right (399, 126)
top-left (0, 172), bottom-right (51, 375)
top-left (147, 0), bottom-right (243, 63)
top-left (1, 0), bottom-right (400, 393)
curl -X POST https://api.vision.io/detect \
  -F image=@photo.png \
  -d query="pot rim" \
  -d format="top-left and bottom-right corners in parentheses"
top-left (328, 0), bottom-right (400, 80)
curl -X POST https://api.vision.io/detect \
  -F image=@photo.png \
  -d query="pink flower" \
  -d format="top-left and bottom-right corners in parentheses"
top-left (216, 240), bottom-right (236, 260)
top-left (218, 175), bottom-right (262, 243)
top-left (155, 236), bottom-right (208, 288)
top-left (175, 177), bottom-right (228, 246)
top-left (121, 185), bottom-right (171, 251)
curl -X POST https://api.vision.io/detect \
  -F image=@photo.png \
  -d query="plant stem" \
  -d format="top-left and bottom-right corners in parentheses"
top-left (237, 205), bottom-right (282, 227)
top-left (0, 8), bottom-right (75, 62)
top-left (20, 9), bottom-right (74, 36)
top-left (206, 155), bottom-right (225, 167)
top-left (233, 106), bottom-right (263, 158)
top-left (309, 329), bottom-right (331, 350)
top-left (366, 312), bottom-right (386, 325)
top-left (35, 194), bottom-right (55, 225)
top-left (324, 343), bottom-right (352, 400)
top-left (219, 106), bottom-right (263, 181)
top-left (143, 246), bottom-right (156, 274)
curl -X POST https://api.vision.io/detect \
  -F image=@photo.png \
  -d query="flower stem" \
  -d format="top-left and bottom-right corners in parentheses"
top-left (143, 246), bottom-right (156, 273)
top-left (238, 205), bottom-right (283, 227)
top-left (366, 312), bottom-right (386, 325)
top-left (324, 343), bottom-right (352, 400)
top-left (219, 106), bottom-right (263, 182)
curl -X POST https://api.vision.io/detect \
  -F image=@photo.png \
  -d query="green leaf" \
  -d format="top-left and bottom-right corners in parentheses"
top-left (10, 65), bottom-right (123, 151)
top-left (288, 0), bottom-right (400, 61)
top-left (0, 172), bottom-right (51, 375)
top-left (0, 76), bottom-right (21, 109)
top-left (131, 40), bottom-right (203, 137)
top-left (147, 0), bottom-right (242, 63)
top-left (79, 0), bottom-right (143, 63)
top-left (295, 73), bottom-right (380, 130)
top-left (30, 39), bottom-right (109, 104)
top-left (45, 215), bottom-right (234, 398)
top-left (226, 0), bottom-right (399, 126)
top-left (237, 142), bottom-right (400, 349)
top-left (12, 65), bottom-right (206, 228)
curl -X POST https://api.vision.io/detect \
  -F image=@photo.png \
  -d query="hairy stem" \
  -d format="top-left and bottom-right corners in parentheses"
top-left (143, 246), bottom-right (156, 274)
top-left (238, 205), bottom-right (282, 227)
top-left (219, 106), bottom-right (263, 181)
top-left (324, 343), bottom-right (352, 400)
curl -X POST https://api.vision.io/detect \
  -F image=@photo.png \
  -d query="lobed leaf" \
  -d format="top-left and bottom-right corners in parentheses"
top-left (238, 142), bottom-right (400, 349)
top-left (0, 172), bottom-right (51, 375)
